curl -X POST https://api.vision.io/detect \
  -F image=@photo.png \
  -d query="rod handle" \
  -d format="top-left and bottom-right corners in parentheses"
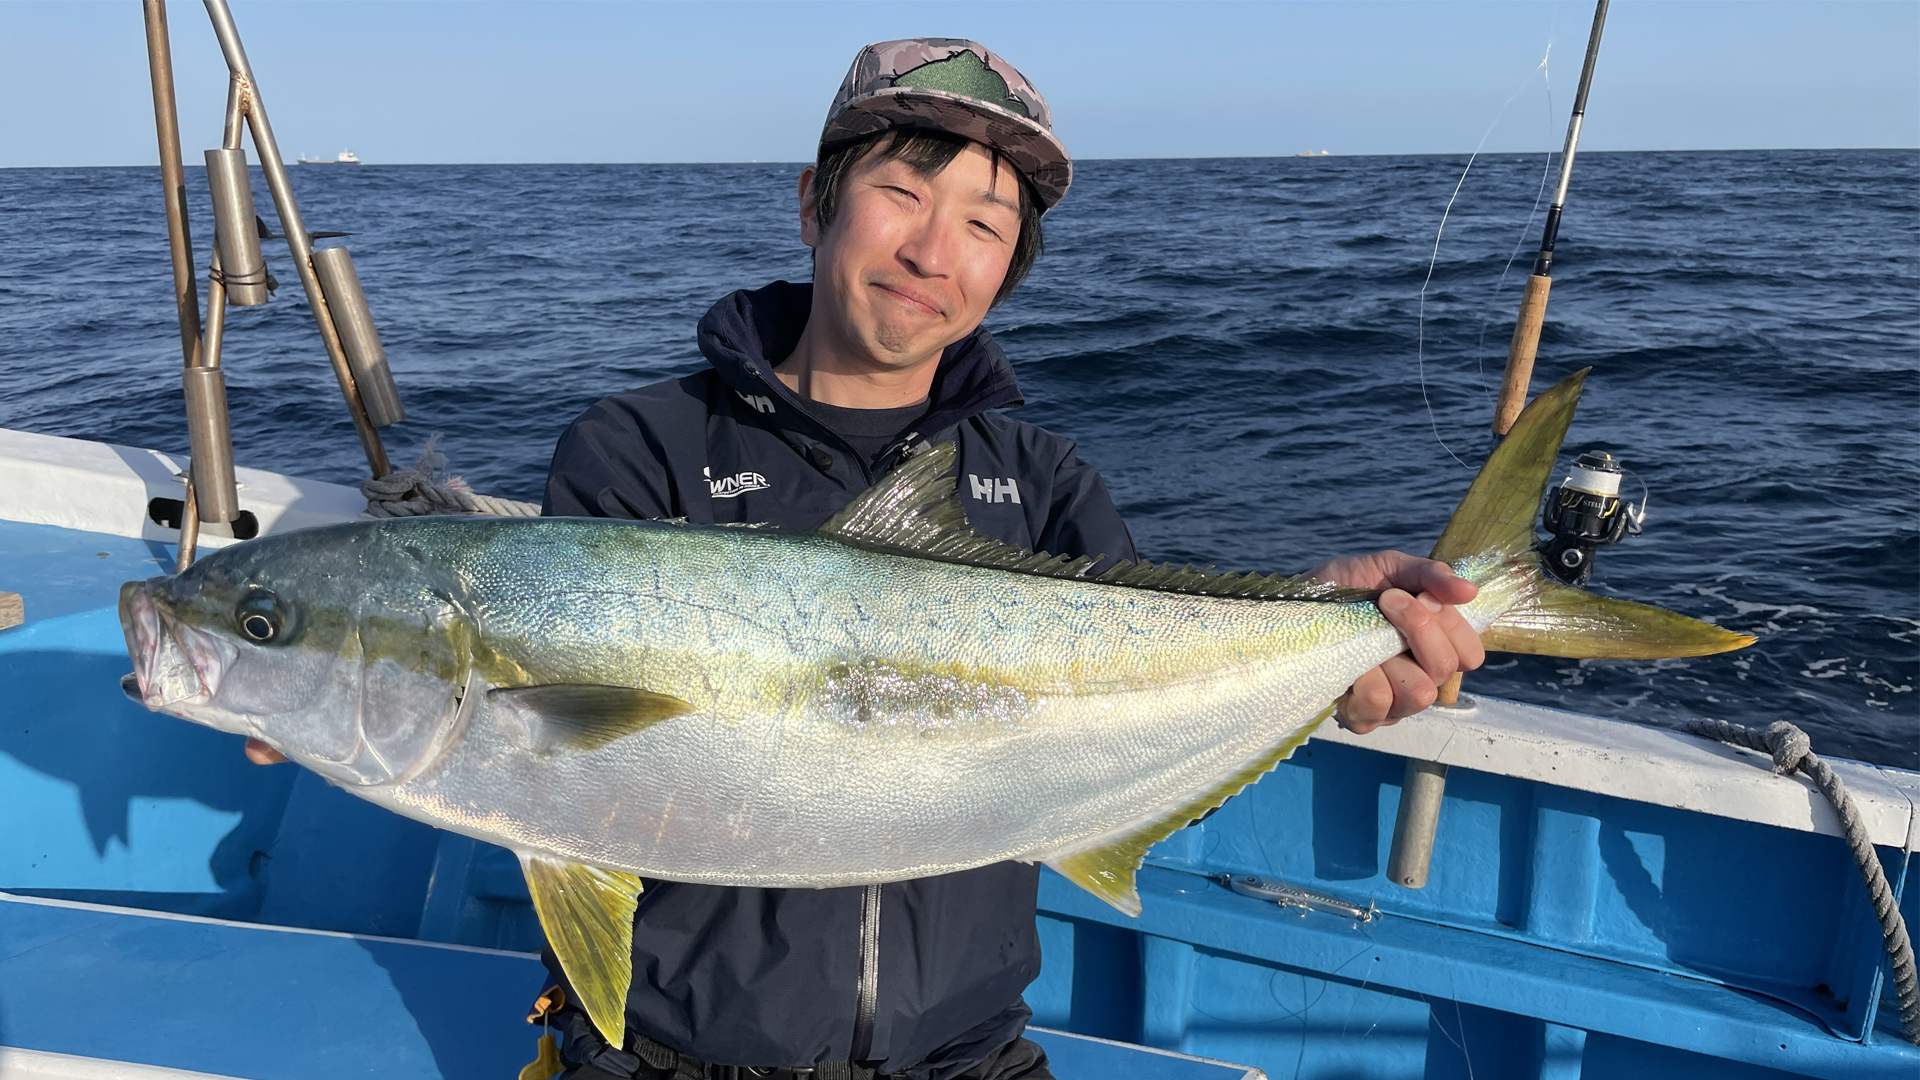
top-left (1387, 759), bottom-right (1450, 889)
top-left (1493, 274), bottom-right (1553, 436)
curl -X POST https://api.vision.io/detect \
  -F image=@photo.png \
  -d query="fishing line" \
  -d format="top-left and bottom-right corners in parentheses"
top-left (1415, 21), bottom-right (1562, 469)
top-left (1473, 79), bottom-right (1561, 406)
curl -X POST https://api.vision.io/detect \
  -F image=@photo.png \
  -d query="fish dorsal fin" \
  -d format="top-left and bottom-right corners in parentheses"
top-left (818, 443), bottom-right (1375, 603)
top-left (489, 684), bottom-right (693, 754)
top-left (817, 442), bottom-right (1078, 566)
top-left (1046, 706), bottom-right (1334, 915)
top-left (519, 854), bottom-right (643, 1048)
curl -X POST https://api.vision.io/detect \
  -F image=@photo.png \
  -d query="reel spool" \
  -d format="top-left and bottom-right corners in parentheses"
top-left (1539, 450), bottom-right (1645, 585)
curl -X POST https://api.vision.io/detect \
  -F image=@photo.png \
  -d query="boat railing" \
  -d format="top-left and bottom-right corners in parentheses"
top-left (141, 0), bottom-right (406, 567)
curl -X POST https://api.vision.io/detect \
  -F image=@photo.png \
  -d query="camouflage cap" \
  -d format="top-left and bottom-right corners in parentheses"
top-left (822, 38), bottom-right (1071, 210)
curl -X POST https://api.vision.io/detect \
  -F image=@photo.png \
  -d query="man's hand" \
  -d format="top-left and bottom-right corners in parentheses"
top-left (1309, 550), bottom-right (1485, 734)
top-left (245, 738), bottom-right (288, 765)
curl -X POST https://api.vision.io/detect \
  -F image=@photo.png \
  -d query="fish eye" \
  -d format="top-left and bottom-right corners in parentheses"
top-left (235, 591), bottom-right (289, 645)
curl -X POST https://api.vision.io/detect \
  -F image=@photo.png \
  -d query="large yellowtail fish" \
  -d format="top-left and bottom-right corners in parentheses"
top-left (119, 371), bottom-right (1750, 1044)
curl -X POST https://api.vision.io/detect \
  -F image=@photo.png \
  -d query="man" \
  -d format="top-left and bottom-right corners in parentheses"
top-left (320, 37), bottom-right (1479, 1080)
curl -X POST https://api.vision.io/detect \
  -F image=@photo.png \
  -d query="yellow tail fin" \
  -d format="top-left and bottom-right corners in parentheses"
top-left (1435, 370), bottom-right (1754, 659)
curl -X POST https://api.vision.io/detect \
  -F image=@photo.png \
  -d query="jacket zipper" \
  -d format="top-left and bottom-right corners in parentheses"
top-left (748, 369), bottom-right (875, 486)
top-left (850, 881), bottom-right (883, 1062)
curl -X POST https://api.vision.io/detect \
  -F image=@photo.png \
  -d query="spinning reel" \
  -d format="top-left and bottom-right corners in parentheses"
top-left (1539, 450), bottom-right (1646, 586)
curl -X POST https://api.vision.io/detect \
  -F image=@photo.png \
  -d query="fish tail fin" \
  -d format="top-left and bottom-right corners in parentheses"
top-left (1434, 369), bottom-right (1754, 660)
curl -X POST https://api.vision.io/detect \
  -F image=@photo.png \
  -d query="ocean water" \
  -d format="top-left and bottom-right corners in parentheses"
top-left (1, 151), bottom-right (1915, 768)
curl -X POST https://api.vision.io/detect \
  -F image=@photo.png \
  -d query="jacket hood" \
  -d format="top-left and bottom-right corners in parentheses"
top-left (696, 281), bottom-right (1024, 444)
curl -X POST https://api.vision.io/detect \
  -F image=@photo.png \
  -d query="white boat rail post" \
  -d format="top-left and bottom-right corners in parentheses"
top-left (199, 0), bottom-right (394, 480)
top-left (1387, 0), bottom-right (1612, 890)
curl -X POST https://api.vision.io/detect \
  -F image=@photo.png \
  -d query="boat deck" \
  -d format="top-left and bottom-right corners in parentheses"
top-left (0, 894), bottom-right (1258, 1080)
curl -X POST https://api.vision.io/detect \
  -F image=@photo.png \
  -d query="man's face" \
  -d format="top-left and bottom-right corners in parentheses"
top-left (800, 140), bottom-right (1024, 371)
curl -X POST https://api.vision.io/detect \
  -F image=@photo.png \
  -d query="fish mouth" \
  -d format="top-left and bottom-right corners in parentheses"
top-left (119, 579), bottom-right (236, 712)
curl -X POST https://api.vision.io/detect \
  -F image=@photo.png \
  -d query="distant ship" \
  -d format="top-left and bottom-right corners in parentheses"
top-left (1296, 149), bottom-right (1332, 157)
top-left (297, 149), bottom-right (361, 165)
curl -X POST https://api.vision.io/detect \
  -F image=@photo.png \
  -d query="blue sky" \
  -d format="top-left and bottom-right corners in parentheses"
top-left (2, 1), bottom-right (1914, 167)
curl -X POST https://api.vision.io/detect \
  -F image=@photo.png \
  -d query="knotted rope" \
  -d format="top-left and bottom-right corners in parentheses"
top-left (361, 436), bottom-right (541, 518)
top-left (1683, 718), bottom-right (1920, 1045)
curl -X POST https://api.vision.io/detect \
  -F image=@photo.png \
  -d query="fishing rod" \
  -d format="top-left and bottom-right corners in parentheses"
top-left (1493, 0), bottom-right (1611, 436)
top-left (1388, 0), bottom-right (1612, 891)
top-left (1490, 0), bottom-right (1648, 591)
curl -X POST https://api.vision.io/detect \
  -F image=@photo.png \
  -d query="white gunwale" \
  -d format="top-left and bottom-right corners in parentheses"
top-left (0, 1046), bottom-right (248, 1080)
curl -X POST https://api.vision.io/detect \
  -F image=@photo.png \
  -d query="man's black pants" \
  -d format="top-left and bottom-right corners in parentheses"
top-left (555, 1034), bottom-right (1054, 1080)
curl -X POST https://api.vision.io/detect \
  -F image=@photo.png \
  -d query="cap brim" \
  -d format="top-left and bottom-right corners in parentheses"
top-left (821, 87), bottom-right (1072, 210)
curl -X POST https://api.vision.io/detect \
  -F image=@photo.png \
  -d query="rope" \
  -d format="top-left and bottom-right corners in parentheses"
top-left (361, 435), bottom-right (541, 518)
top-left (1683, 718), bottom-right (1920, 1045)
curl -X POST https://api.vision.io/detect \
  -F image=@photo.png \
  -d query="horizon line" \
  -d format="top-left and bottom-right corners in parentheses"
top-left (4, 146), bottom-right (1917, 171)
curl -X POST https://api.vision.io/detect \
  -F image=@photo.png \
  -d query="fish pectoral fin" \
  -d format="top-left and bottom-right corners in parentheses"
top-left (1047, 707), bottom-right (1334, 918)
top-left (489, 684), bottom-right (693, 753)
top-left (519, 853), bottom-right (643, 1049)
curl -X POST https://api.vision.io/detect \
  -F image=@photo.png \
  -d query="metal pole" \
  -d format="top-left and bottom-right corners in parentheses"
top-left (174, 479), bottom-right (201, 575)
top-left (180, 241), bottom-right (239, 530)
top-left (147, 0), bottom-right (236, 548)
top-left (200, 0), bottom-right (392, 478)
top-left (1491, 0), bottom-right (1610, 437)
top-left (141, 0), bottom-right (201, 370)
top-left (1386, 760), bottom-right (1449, 889)
top-left (1395, 0), bottom-right (1613, 888)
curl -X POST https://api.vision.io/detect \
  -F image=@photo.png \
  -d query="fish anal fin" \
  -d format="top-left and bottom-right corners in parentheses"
top-left (1048, 707), bottom-right (1333, 916)
top-left (1049, 845), bottom-right (1149, 917)
top-left (489, 684), bottom-right (693, 753)
top-left (520, 853), bottom-right (643, 1049)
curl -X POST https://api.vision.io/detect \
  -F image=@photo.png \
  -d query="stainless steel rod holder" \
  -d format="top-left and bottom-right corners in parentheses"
top-left (1387, 759), bottom-right (1449, 889)
top-left (180, 245), bottom-right (240, 525)
top-left (312, 247), bottom-right (405, 427)
top-left (202, 0), bottom-right (391, 478)
top-left (205, 148), bottom-right (270, 306)
top-left (182, 367), bottom-right (239, 524)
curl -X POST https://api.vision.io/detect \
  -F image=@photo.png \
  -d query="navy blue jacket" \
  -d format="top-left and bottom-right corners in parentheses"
top-left (541, 281), bottom-right (1136, 1079)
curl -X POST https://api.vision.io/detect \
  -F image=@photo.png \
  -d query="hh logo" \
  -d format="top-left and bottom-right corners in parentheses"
top-left (968, 474), bottom-right (1021, 505)
top-left (705, 467), bottom-right (770, 499)
top-left (736, 391), bottom-right (775, 414)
